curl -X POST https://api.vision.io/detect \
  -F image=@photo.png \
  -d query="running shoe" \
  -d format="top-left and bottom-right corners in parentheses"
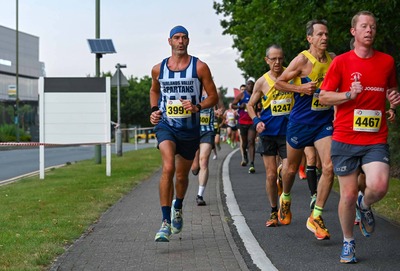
top-left (196, 195), bottom-right (206, 206)
top-left (171, 200), bottom-right (183, 234)
top-left (244, 152), bottom-right (248, 165)
top-left (154, 219), bottom-right (171, 242)
top-left (278, 194), bottom-right (292, 225)
top-left (192, 168), bottom-right (200, 176)
top-left (265, 211), bottom-right (278, 227)
top-left (306, 212), bottom-right (330, 240)
top-left (226, 138), bottom-right (231, 145)
top-left (241, 160), bottom-right (247, 166)
top-left (299, 168), bottom-right (307, 180)
top-left (310, 193), bottom-right (317, 210)
top-left (356, 193), bottom-right (374, 237)
top-left (354, 207), bottom-right (361, 225)
top-left (248, 164), bottom-right (255, 174)
top-left (213, 154), bottom-right (217, 160)
top-left (340, 240), bottom-right (357, 263)
top-left (277, 164), bottom-right (283, 197)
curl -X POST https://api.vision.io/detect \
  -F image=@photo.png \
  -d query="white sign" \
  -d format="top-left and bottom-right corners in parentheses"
top-left (39, 77), bottom-right (112, 179)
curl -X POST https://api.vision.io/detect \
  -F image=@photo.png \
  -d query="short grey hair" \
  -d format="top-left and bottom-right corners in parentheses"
top-left (266, 44), bottom-right (283, 57)
top-left (306, 19), bottom-right (328, 36)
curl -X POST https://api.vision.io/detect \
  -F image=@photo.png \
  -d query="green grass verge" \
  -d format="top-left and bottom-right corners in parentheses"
top-left (0, 148), bottom-right (161, 271)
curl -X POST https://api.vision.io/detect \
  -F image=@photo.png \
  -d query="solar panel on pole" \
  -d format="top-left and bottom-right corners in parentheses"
top-left (87, 39), bottom-right (116, 54)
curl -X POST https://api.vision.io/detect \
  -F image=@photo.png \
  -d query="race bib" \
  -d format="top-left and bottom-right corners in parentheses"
top-left (166, 100), bottom-right (191, 118)
top-left (271, 98), bottom-right (292, 116)
top-left (311, 93), bottom-right (330, 111)
top-left (353, 109), bottom-right (382, 132)
top-left (200, 112), bottom-right (211, 125)
top-left (214, 121), bottom-right (219, 129)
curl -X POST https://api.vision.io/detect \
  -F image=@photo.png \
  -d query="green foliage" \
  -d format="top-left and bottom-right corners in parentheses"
top-left (0, 124), bottom-right (31, 142)
top-left (110, 75), bottom-right (152, 128)
top-left (214, 0), bottom-right (400, 78)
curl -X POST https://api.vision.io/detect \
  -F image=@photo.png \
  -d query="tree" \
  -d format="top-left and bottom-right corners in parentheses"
top-left (122, 76), bottom-right (153, 128)
top-left (108, 73), bottom-right (152, 129)
top-left (213, 0), bottom-right (400, 176)
top-left (214, 0), bottom-right (400, 78)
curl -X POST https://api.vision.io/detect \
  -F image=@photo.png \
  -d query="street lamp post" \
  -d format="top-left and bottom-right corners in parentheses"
top-left (115, 63), bottom-right (126, 156)
top-left (15, 0), bottom-right (20, 141)
top-left (94, 0), bottom-right (101, 164)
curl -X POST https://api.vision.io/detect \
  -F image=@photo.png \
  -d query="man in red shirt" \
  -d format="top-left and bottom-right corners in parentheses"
top-left (320, 11), bottom-right (400, 263)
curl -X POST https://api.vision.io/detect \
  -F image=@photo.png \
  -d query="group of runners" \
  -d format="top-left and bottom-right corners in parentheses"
top-left (148, 10), bottom-right (400, 265)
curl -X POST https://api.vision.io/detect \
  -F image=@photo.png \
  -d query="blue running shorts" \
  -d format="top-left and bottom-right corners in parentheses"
top-left (286, 121), bottom-right (333, 149)
top-left (155, 123), bottom-right (200, 160)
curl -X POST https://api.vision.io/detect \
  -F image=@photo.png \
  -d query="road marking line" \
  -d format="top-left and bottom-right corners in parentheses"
top-left (223, 148), bottom-right (278, 271)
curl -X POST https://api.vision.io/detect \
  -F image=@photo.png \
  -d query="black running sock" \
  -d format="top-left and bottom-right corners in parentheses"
top-left (306, 166), bottom-right (318, 196)
top-left (271, 206), bottom-right (278, 213)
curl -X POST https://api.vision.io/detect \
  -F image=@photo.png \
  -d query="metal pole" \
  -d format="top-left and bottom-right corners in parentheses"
top-left (94, 0), bottom-right (101, 164)
top-left (116, 64), bottom-right (122, 156)
top-left (15, 0), bottom-right (20, 141)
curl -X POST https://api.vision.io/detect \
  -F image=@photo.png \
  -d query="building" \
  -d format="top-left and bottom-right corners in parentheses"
top-left (0, 25), bottom-right (44, 141)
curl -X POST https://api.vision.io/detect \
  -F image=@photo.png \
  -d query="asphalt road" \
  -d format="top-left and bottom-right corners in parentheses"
top-left (227, 148), bottom-right (400, 270)
top-left (0, 142), bottom-right (155, 183)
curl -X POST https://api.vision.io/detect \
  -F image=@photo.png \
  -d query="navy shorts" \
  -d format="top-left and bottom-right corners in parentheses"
top-left (239, 124), bottom-right (256, 136)
top-left (256, 135), bottom-right (287, 158)
top-left (227, 125), bottom-right (238, 131)
top-left (331, 140), bottom-right (390, 176)
top-left (155, 124), bottom-right (200, 160)
top-left (200, 131), bottom-right (215, 148)
top-left (286, 121), bottom-right (333, 149)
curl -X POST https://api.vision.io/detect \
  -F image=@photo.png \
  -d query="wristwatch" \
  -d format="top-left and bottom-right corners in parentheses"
top-left (345, 91), bottom-right (351, 100)
top-left (195, 104), bottom-right (202, 111)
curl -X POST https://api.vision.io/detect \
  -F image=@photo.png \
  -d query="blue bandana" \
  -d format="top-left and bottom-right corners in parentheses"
top-left (169, 25), bottom-right (189, 38)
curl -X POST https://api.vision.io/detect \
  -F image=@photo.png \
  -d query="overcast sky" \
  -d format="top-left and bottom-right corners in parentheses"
top-left (0, 0), bottom-right (244, 96)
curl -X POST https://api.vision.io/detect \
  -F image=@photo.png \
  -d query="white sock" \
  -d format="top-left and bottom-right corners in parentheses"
top-left (344, 236), bottom-right (354, 243)
top-left (198, 186), bottom-right (205, 197)
top-left (361, 197), bottom-right (369, 210)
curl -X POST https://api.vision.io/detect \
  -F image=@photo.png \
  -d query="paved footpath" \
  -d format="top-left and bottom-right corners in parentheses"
top-left (50, 145), bottom-right (248, 271)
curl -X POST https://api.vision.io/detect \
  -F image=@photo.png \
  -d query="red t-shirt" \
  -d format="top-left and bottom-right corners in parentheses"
top-left (321, 50), bottom-right (397, 145)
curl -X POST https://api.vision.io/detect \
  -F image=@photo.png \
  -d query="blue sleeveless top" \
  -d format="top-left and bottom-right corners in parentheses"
top-left (259, 72), bottom-right (293, 136)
